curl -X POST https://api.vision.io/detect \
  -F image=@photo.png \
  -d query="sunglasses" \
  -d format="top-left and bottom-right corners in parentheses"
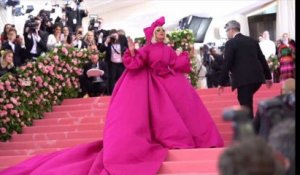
top-left (156, 28), bottom-right (165, 32)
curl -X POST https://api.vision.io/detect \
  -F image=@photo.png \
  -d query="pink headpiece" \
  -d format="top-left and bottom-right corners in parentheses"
top-left (143, 16), bottom-right (165, 43)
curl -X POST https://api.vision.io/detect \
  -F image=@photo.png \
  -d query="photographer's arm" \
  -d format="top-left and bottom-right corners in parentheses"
top-left (98, 37), bottom-right (110, 52)
top-left (36, 32), bottom-right (48, 52)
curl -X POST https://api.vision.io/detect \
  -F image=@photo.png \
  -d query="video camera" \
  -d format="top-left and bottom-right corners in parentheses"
top-left (223, 106), bottom-right (255, 141)
top-left (24, 15), bottom-right (39, 32)
top-left (256, 92), bottom-right (295, 140)
top-left (38, 10), bottom-right (53, 24)
top-left (88, 15), bottom-right (101, 31)
top-left (74, 0), bottom-right (84, 5)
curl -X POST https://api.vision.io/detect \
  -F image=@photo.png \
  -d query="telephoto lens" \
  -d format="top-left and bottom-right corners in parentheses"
top-left (223, 106), bottom-right (255, 142)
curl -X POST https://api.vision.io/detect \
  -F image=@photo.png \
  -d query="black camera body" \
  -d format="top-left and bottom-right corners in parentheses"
top-left (110, 35), bottom-right (117, 43)
top-left (24, 15), bottom-right (39, 32)
top-left (75, 0), bottom-right (83, 5)
top-left (223, 106), bottom-right (255, 141)
top-left (256, 92), bottom-right (295, 140)
top-left (39, 10), bottom-right (53, 23)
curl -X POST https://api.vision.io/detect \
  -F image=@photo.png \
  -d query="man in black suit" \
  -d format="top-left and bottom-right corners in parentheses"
top-left (99, 29), bottom-right (128, 94)
top-left (23, 17), bottom-right (48, 61)
top-left (81, 49), bottom-right (108, 97)
top-left (65, 0), bottom-right (88, 33)
top-left (218, 20), bottom-right (272, 119)
top-left (1, 28), bottom-right (26, 67)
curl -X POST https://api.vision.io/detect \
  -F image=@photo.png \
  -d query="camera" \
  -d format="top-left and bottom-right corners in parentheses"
top-left (24, 15), bottom-right (39, 32)
top-left (75, 0), bottom-right (83, 5)
top-left (223, 106), bottom-right (255, 141)
top-left (256, 92), bottom-right (295, 140)
top-left (39, 10), bottom-right (53, 23)
top-left (88, 17), bottom-right (101, 32)
top-left (110, 35), bottom-right (117, 43)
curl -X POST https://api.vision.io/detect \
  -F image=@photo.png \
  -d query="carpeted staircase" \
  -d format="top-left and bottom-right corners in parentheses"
top-left (0, 84), bottom-right (281, 174)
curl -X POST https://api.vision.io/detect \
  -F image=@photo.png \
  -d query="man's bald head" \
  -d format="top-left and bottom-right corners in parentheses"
top-left (282, 78), bottom-right (295, 94)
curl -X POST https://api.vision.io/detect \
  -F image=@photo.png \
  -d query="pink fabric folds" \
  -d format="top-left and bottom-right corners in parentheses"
top-left (143, 16), bottom-right (165, 43)
top-left (0, 37), bottom-right (224, 175)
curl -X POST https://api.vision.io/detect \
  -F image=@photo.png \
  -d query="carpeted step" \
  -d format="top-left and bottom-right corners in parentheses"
top-left (0, 138), bottom-right (97, 150)
top-left (158, 160), bottom-right (218, 174)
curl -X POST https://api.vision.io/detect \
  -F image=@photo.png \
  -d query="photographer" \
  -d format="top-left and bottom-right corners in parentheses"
top-left (268, 118), bottom-right (295, 175)
top-left (72, 27), bottom-right (87, 49)
top-left (38, 9), bottom-right (53, 34)
top-left (253, 78), bottom-right (295, 140)
top-left (99, 29), bottom-right (128, 94)
top-left (65, 0), bottom-right (88, 33)
top-left (1, 24), bottom-right (13, 43)
top-left (81, 49), bottom-right (108, 97)
top-left (88, 17), bottom-right (109, 46)
top-left (218, 137), bottom-right (285, 175)
top-left (1, 28), bottom-right (26, 67)
top-left (23, 16), bottom-right (48, 60)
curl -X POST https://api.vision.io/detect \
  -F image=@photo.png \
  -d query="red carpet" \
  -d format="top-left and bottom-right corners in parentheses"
top-left (0, 83), bottom-right (281, 174)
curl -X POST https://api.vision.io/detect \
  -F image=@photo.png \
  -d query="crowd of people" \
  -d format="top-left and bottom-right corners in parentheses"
top-left (219, 78), bottom-right (295, 175)
top-left (0, 2), bottom-right (296, 174)
top-left (0, 0), bottom-right (130, 97)
top-left (199, 30), bottom-right (295, 89)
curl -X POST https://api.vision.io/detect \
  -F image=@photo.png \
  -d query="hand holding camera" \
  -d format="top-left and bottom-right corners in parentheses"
top-left (223, 106), bottom-right (255, 142)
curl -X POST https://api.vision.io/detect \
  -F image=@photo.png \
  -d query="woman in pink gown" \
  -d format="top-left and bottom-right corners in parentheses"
top-left (0, 16), bottom-right (223, 175)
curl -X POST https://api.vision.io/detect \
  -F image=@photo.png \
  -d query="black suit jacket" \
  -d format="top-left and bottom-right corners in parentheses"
top-left (99, 35), bottom-right (128, 64)
top-left (219, 33), bottom-right (272, 90)
top-left (74, 39), bottom-right (88, 49)
top-left (24, 30), bottom-right (48, 57)
top-left (1, 41), bottom-right (26, 66)
top-left (83, 60), bottom-right (108, 83)
top-left (65, 8), bottom-right (88, 31)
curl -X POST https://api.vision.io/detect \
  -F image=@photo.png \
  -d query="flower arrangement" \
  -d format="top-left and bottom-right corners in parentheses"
top-left (267, 54), bottom-right (280, 72)
top-left (0, 46), bottom-right (104, 141)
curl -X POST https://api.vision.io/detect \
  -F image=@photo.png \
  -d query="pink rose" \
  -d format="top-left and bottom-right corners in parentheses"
top-left (0, 98), bottom-right (4, 103)
top-left (0, 127), bottom-right (6, 133)
top-left (61, 47), bottom-right (68, 55)
top-left (5, 80), bottom-right (10, 86)
top-left (6, 104), bottom-right (14, 109)
top-left (54, 59), bottom-right (60, 64)
top-left (0, 110), bottom-right (8, 117)
top-left (10, 97), bottom-right (18, 105)
top-left (27, 62), bottom-right (33, 68)
top-left (0, 83), bottom-right (4, 91)
top-left (10, 110), bottom-right (18, 115)
top-left (20, 66), bottom-right (26, 71)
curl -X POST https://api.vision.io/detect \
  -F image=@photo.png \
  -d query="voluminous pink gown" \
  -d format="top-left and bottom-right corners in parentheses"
top-left (0, 42), bottom-right (224, 175)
